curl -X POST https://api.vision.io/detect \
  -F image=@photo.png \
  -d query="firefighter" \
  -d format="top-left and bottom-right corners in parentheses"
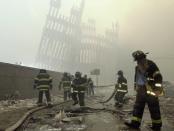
top-left (88, 78), bottom-right (95, 96)
top-left (59, 72), bottom-right (71, 101)
top-left (125, 50), bottom-right (163, 131)
top-left (115, 70), bottom-right (128, 107)
top-left (71, 72), bottom-right (87, 106)
top-left (34, 69), bottom-right (52, 107)
top-left (83, 74), bottom-right (89, 96)
top-left (70, 74), bottom-right (75, 82)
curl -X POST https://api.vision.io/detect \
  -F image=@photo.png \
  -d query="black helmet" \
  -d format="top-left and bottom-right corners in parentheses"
top-left (84, 74), bottom-right (87, 78)
top-left (71, 75), bottom-right (74, 80)
top-left (132, 50), bottom-right (148, 61)
top-left (40, 69), bottom-right (46, 73)
top-left (75, 71), bottom-right (81, 78)
top-left (117, 70), bottom-right (123, 76)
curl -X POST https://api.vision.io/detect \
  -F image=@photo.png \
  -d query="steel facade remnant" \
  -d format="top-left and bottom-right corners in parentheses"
top-left (35, 0), bottom-right (118, 84)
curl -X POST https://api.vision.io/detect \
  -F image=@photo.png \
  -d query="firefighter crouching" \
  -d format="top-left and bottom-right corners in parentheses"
top-left (125, 50), bottom-right (163, 131)
top-left (34, 69), bottom-right (52, 107)
top-left (59, 72), bottom-right (71, 101)
top-left (71, 72), bottom-right (87, 106)
top-left (115, 70), bottom-right (128, 107)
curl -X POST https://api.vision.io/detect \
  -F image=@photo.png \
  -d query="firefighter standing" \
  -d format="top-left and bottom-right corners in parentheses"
top-left (34, 69), bottom-right (52, 106)
top-left (125, 50), bottom-right (163, 131)
top-left (83, 74), bottom-right (89, 96)
top-left (71, 72), bottom-right (87, 106)
top-left (59, 72), bottom-right (71, 101)
top-left (115, 70), bottom-right (128, 107)
top-left (88, 78), bottom-right (95, 96)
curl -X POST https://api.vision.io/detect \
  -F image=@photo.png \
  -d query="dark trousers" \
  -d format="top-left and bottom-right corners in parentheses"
top-left (72, 92), bottom-right (85, 106)
top-left (64, 90), bottom-right (71, 101)
top-left (86, 87), bottom-right (89, 96)
top-left (38, 90), bottom-right (51, 104)
top-left (115, 92), bottom-right (126, 104)
top-left (132, 86), bottom-right (162, 128)
top-left (89, 86), bottom-right (94, 96)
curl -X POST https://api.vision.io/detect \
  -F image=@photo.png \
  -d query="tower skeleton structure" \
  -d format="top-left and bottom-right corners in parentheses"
top-left (36, 0), bottom-right (119, 84)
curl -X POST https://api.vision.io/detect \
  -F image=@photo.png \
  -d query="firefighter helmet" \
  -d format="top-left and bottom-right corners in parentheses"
top-left (84, 74), bottom-right (87, 79)
top-left (117, 70), bottom-right (123, 76)
top-left (132, 50), bottom-right (148, 61)
top-left (75, 71), bottom-right (81, 78)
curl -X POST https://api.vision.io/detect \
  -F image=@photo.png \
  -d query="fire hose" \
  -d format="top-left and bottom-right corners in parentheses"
top-left (94, 84), bottom-right (115, 88)
top-left (99, 88), bottom-right (117, 103)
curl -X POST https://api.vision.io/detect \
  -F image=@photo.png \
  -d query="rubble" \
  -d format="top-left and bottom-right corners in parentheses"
top-left (55, 109), bottom-right (67, 122)
top-left (1, 87), bottom-right (174, 131)
top-left (0, 99), bottom-right (36, 113)
top-left (0, 95), bottom-right (64, 113)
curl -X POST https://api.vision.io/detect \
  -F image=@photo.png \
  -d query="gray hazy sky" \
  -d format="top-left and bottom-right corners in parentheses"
top-left (0, 0), bottom-right (174, 81)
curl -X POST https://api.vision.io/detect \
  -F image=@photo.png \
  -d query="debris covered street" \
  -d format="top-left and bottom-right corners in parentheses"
top-left (1, 0), bottom-right (174, 131)
top-left (1, 86), bottom-right (174, 131)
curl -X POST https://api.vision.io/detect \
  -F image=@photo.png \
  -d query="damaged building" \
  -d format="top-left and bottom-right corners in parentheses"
top-left (35, 0), bottom-right (119, 84)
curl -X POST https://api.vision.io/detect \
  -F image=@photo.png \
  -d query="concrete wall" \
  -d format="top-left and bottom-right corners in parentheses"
top-left (0, 62), bottom-right (62, 100)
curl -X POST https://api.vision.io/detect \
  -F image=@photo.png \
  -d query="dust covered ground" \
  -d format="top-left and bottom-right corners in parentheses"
top-left (0, 87), bottom-right (174, 131)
